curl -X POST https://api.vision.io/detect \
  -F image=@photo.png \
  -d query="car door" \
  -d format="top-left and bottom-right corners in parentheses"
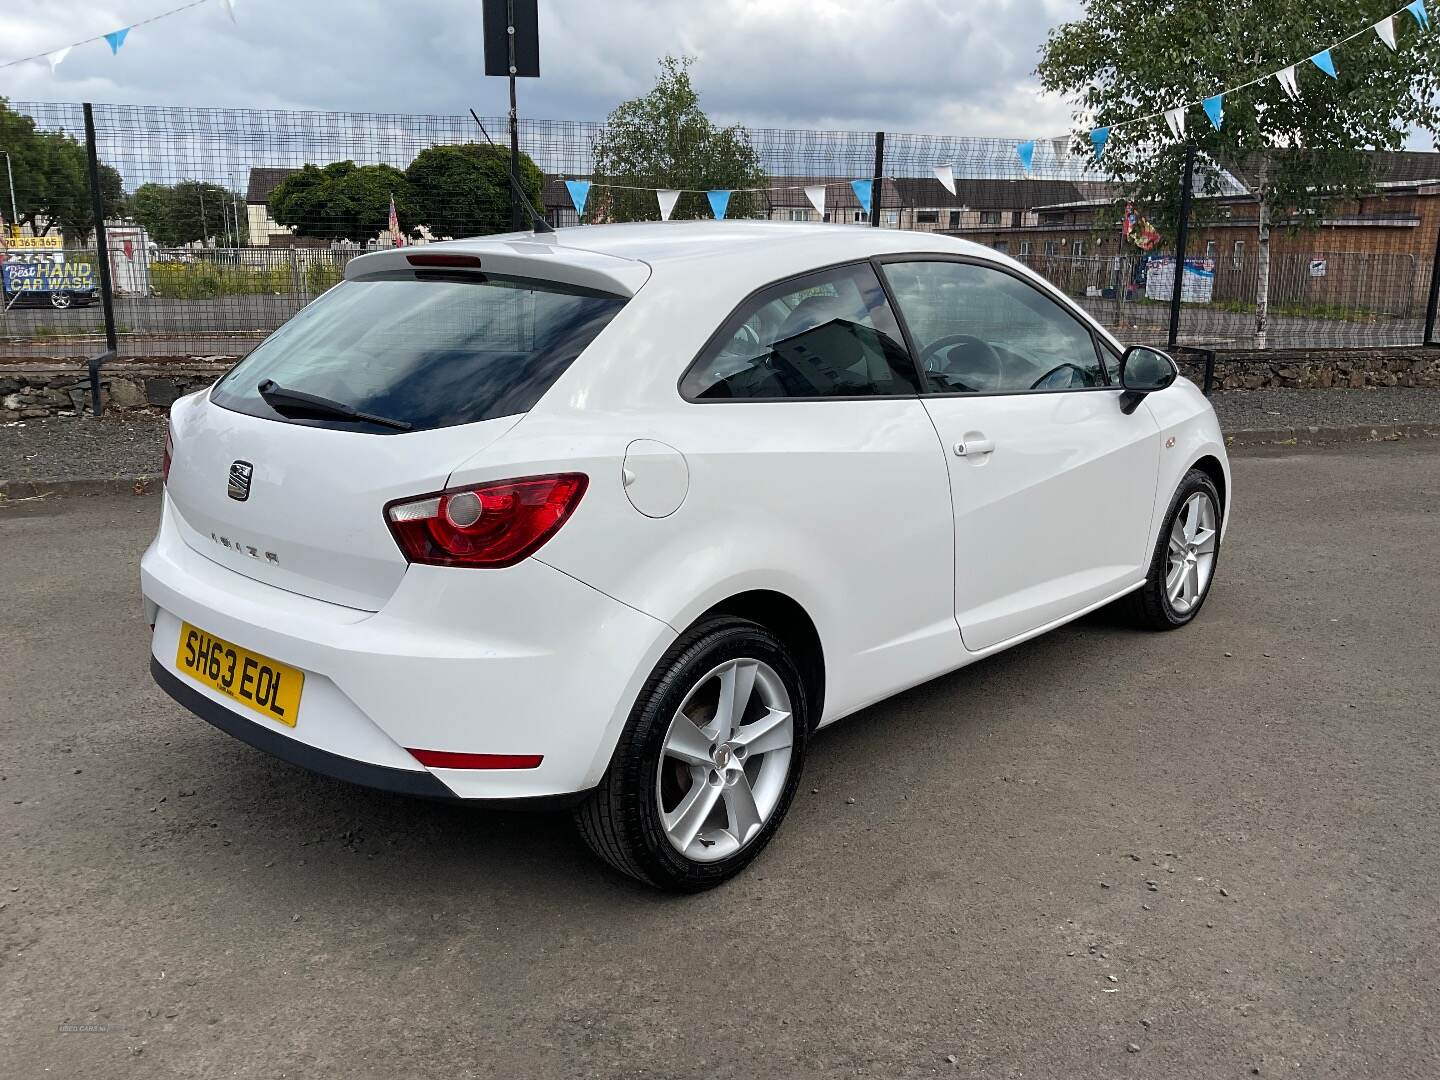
top-left (879, 256), bottom-right (1161, 653)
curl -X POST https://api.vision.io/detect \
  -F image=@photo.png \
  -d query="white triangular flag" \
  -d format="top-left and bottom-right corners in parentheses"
top-left (656, 189), bottom-right (680, 221)
top-left (46, 47), bottom-right (71, 74)
top-left (1374, 16), bottom-right (1397, 49)
top-left (1164, 107), bottom-right (1186, 141)
top-left (803, 185), bottom-right (826, 216)
top-left (1050, 136), bottom-right (1070, 160)
top-left (220, 0), bottom-right (237, 22)
top-left (932, 164), bottom-right (955, 196)
top-left (1275, 65), bottom-right (1301, 101)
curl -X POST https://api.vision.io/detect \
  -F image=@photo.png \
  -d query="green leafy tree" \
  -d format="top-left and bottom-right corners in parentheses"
top-left (1037, 1), bottom-right (1440, 344)
top-left (592, 55), bottom-right (766, 222)
top-left (0, 99), bottom-right (125, 244)
top-left (268, 161), bottom-right (416, 241)
top-left (132, 180), bottom-right (247, 248)
top-left (406, 143), bottom-right (543, 237)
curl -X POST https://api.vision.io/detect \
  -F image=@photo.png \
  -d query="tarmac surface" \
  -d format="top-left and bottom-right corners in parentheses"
top-left (2, 442), bottom-right (1438, 1078)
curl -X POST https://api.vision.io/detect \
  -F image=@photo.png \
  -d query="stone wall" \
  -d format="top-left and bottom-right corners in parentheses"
top-left (0, 361), bottom-right (232, 421)
top-left (2, 347), bottom-right (1438, 421)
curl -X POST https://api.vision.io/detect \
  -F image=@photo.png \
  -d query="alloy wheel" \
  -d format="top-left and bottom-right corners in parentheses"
top-left (655, 657), bottom-right (794, 863)
top-left (1165, 491), bottom-right (1218, 614)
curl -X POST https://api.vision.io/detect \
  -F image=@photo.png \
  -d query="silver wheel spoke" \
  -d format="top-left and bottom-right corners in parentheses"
top-left (1165, 562), bottom-right (1187, 601)
top-left (663, 714), bottom-right (714, 767)
top-left (723, 776), bottom-right (764, 845)
top-left (734, 709), bottom-right (793, 756)
top-left (1193, 526), bottom-right (1217, 554)
top-left (1168, 532), bottom-right (1188, 557)
top-left (1183, 499), bottom-right (1201, 541)
top-left (716, 661), bottom-right (758, 739)
top-left (665, 778), bottom-right (722, 851)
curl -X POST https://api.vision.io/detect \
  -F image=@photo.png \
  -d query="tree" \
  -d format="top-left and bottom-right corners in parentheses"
top-left (132, 180), bottom-right (247, 248)
top-left (268, 161), bottom-right (416, 241)
top-left (406, 143), bottom-right (544, 237)
top-left (1037, 1), bottom-right (1440, 345)
top-left (0, 99), bottom-right (125, 244)
top-left (592, 55), bottom-right (766, 222)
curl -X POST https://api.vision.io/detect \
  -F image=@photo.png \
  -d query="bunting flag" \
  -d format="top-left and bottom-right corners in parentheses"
top-left (1163, 106), bottom-right (1186, 141)
top-left (1276, 64), bottom-right (1301, 100)
top-left (1374, 15), bottom-right (1398, 48)
top-left (1406, 0), bottom-right (1430, 31)
top-left (1310, 49), bottom-right (1338, 78)
top-left (1015, 140), bottom-right (1035, 174)
top-left (932, 164), bottom-right (956, 196)
top-left (104, 28), bottom-right (131, 54)
top-left (707, 190), bottom-right (731, 220)
top-left (0, 1), bottom-right (228, 73)
top-left (1089, 126), bottom-right (1110, 162)
top-left (803, 185), bottom-right (826, 216)
top-left (1202, 93), bottom-right (1225, 130)
top-left (850, 179), bottom-right (873, 216)
top-left (46, 47), bottom-right (71, 73)
top-left (564, 180), bottom-right (591, 217)
top-left (656, 189), bottom-right (680, 221)
top-left (1050, 136), bottom-right (1070, 160)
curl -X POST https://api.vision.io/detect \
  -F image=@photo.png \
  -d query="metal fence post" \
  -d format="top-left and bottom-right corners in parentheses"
top-left (82, 102), bottom-right (118, 418)
top-left (1424, 218), bottom-right (1440, 347)
top-left (1167, 144), bottom-right (1196, 350)
top-left (870, 132), bottom-right (884, 228)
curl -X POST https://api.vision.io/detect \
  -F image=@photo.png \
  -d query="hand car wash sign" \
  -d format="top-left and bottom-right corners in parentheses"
top-left (1, 253), bottom-right (96, 294)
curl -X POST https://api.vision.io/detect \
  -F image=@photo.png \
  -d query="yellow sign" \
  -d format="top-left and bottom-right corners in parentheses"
top-left (8, 234), bottom-right (65, 250)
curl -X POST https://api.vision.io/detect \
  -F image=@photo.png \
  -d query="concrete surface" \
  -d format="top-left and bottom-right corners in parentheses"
top-left (1, 442), bottom-right (1438, 1079)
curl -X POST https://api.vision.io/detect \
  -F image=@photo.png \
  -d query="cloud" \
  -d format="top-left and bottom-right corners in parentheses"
top-left (0, 0), bottom-right (1082, 137)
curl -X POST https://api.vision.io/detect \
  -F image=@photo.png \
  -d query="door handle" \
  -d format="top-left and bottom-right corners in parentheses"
top-left (954, 437), bottom-right (995, 457)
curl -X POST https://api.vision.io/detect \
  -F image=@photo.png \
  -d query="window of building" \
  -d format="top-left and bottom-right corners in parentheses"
top-left (1018, 240), bottom-right (1032, 257)
top-left (1044, 240), bottom-right (1062, 257)
top-left (916, 210), bottom-right (939, 225)
top-left (880, 260), bottom-right (1108, 394)
top-left (1039, 212), bottom-right (1065, 225)
top-left (853, 211), bottom-right (866, 223)
top-left (992, 241), bottom-right (1009, 255)
top-left (948, 210), bottom-right (961, 230)
top-left (1232, 240), bottom-right (1246, 267)
top-left (1072, 239), bottom-right (1086, 258)
top-left (1205, 240), bottom-right (1217, 262)
top-left (787, 209), bottom-right (809, 222)
top-left (679, 262), bottom-right (919, 400)
top-left (979, 210), bottom-right (1002, 226)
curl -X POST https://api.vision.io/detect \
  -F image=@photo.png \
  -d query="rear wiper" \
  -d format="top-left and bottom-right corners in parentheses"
top-left (257, 379), bottom-right (412, 431)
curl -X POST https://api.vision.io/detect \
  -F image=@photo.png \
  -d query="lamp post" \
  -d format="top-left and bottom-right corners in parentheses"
top-left (0, 151), bottom-right (18, 237)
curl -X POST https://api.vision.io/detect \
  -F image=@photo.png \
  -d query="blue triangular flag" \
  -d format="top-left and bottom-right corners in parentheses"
top-left (1015, 140), bottom-right (1035, 174)
top-left (707, 190), bottom-right (731, 219)
top-left (105, 28), bottom-right (131, 54)
top-left (564, 180), bottom-right (591, 217)
top-left (1406, 0), bottom-right (1430, 30)
top-left (1310, 49), bottom-right (1338, 79)
top-left (1202, 94), bottom-right (1224, 131)
top-left (850, 179), bottom-right (873, 216)
top-left (1089, 127), bottom-right (1110, 162)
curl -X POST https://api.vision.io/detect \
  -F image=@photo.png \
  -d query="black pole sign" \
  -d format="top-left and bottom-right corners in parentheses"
top-left (483, 0), bottom-right (539, 230)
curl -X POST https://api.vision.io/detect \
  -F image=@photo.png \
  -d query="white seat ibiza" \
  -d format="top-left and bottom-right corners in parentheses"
top-left (142, 221), bottom-right (1229, 891)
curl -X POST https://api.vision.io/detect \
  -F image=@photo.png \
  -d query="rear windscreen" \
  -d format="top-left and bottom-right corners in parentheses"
top-left (211, 270), bottom-right (627, 433)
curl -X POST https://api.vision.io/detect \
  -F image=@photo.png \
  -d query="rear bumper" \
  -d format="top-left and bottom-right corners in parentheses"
top-left (142, 492), bottom-right (676, 800)
top-left (150, 656), bottom-right (455, 799)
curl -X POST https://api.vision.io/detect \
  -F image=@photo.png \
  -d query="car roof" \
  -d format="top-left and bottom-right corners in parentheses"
top-left (347, 221), bottom-right (997, 298)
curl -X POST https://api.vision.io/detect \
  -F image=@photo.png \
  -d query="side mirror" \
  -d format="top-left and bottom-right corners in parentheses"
top-left (1118, 345), bottom-right (1178, 414)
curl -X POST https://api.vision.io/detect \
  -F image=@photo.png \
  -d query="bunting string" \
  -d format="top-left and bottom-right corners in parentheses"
top-left (0, 0), bottom-right (228, 72)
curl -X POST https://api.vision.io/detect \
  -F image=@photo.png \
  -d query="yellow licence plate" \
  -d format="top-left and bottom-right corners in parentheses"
top-left (175, 622), bottom-right (304, 727)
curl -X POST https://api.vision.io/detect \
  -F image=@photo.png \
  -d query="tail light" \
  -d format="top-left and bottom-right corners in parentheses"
top-left (162, 423), bottom-right (174, 485)
top-left (384, 474), bottom-right (588, 568)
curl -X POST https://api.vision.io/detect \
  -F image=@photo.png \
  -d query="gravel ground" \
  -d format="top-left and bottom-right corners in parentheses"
top-left (2, 442), bottom-right (1439, 1079)
top-left (2, 389), bottom-right (1440, 485)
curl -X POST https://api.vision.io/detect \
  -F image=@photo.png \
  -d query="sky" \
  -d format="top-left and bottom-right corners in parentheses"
top-left (0, 0), bottom-right (1086, 139)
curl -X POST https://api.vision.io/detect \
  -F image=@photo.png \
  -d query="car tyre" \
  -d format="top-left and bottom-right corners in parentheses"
top-left (49, 292), bottom-right (73, 310)
top-left (575, 616), bottom-right (809, 892)
top-left (1128, 467), bottom-right (1223, 630)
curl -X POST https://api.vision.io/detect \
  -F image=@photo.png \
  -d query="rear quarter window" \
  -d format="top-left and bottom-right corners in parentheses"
top-left (212, 270), bottom-right (626, 432)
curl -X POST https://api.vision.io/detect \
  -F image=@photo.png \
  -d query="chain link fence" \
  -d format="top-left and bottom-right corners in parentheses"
top-left (1, 101), bottom-right (1436, 359)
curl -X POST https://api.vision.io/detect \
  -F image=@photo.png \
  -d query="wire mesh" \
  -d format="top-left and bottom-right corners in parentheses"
top-left (0, 100), bottom-right (1434, 358)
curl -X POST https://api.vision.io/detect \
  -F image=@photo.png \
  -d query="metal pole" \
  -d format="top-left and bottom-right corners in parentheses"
top-left (1424, 218), bottom-right (1440, 346)
top-left (1, 152), bottom-right (16, 234)
top-left (507, 0), bottom-right (522, 230)
top-left (1168, 144), bottom-right (1196, 350)
top-left (869, 131), bottom-right (884, 228)
top-left (82, 103), bottom-right (118, 417)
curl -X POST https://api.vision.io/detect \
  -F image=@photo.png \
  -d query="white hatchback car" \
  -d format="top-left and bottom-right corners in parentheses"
top-left (143, 221), bottom-right (1229, 891)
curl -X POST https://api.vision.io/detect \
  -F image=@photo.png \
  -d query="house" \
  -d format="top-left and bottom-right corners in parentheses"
top-left (245, 167), bottom-right (299, 247)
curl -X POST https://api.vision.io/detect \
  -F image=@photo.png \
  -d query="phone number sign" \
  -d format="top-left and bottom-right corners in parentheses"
top-left (2, 260), bottom-right (96, 293)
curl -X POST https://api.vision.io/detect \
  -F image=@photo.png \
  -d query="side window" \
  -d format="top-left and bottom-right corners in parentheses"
top-left (680, 262), bottom-right (919, 400)
top-left (881, 260), bottom-right (1109, 394)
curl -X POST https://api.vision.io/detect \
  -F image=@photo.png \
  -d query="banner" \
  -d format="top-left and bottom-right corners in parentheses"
top-left (3, 259), bottom-right (96, 294)
top-left (1144, 257), bottom-right (1215, 304)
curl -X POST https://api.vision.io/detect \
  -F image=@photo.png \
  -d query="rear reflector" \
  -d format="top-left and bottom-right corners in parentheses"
top-left (407, 749), bottom-right (543, 770)
top-left (406, 253), bottom-right (482, 269)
